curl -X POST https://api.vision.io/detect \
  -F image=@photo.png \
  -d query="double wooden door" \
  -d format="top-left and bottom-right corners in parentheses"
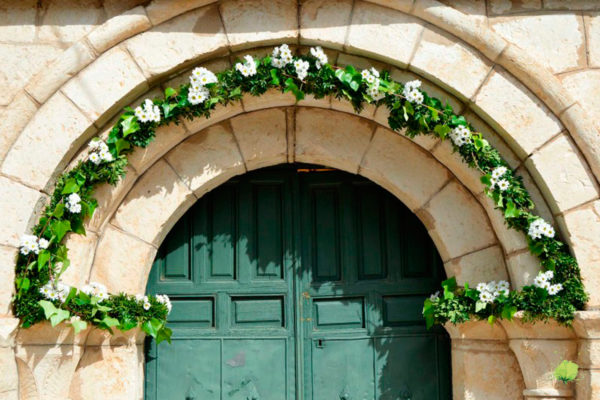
top-left (145, 165), bottom-right (451, 400)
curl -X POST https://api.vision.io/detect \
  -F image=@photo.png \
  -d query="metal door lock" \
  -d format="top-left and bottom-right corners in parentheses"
top-left (316, 339), bottom-right (325, 348)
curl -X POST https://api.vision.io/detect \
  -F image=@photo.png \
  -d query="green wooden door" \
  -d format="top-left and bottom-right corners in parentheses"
top-left (145, 165), bottom-right (450, 400)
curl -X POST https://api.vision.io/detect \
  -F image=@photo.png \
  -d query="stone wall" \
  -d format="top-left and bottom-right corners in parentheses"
top-left (0, 0), bottom-right (600, 399)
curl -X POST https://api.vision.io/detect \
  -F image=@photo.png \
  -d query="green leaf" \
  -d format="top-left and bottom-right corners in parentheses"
top-left (17, 277), bottom-right (30, 291)
top-left (504, 200), bottom-right (521, 219)
top-left (433, 124), bottom-right (450, 139)
top-left (554, 360), bottom-right (579, 383)
top-left (156, 326), bottom-right (172, 344)
top-left (487, 315), bottom-right (496, 325)
top-left (50, 308), bottom-right (70, 327)
top-left (475, 301), bottom-right (487, 313)
top-left (50, 219), bottom-right (71, 242)
top-left (480, 175), bottom-right (492, 187)
top-left (61, 178), bottom-right (79, 194)
top-left (119, 317), bottom-right (138, 331)
top-left (115, 138), bottom-right (131, 155)
top-left (270, 69), bottom-right (280, 86)
top-left (334, 68), bottom-right (345, 82)
top-left (404, 101), bottom-right (414, 116)
top-left (101, 316), bottom-right (120, 328)
top-left (142, 317), bottom-right (164, 338)
top-left (121, 115), bottom-right (140, 137)
top-left (164, 87), bottom-right (177, 98)
top-left (71, 319), bottom-right (87, 335)
top-left (52, 203), bottom-right (65, 218)
top-left (37, 250), bottom-right (51, 270)
top-left (161, 102), bottom-right (177, 119)
top-left (39, 300), bottom-right (58, 319)
top-left (441, 277), bottom-right (457, 293)
top-left (501, 305), bottom-right (518, 321)
top-left (348, 78), bottom-right (360, 91)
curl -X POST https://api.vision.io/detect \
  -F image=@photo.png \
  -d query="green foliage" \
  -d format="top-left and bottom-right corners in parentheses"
top-left (554, 360), bottom-right (579, 383)
top-left (13, 46), bottom-right (587, 346)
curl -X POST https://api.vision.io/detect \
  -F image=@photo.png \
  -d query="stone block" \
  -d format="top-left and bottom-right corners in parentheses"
top-left (25, 41), bottom-right (96, 104)
top-left (505, 250), bottom-right (542, 290)
top-left (16, 321), bottom-right (89, 346)
top-left (89, 224), bottom-right (157, 294)
top-left (561, 70), bottom-right (600, 132)
top-left (588, 13), bottom-right (600, 68)
top-left (472, 69), bottom-right (563, 160)
top-left (525, 135), bottom-right (599, 215)
top-left (0, 177), bottom-right (46, 248)
top-left (444, 320), bottom-right (507, 340)
top-left (360, 127), bottom-right (450, 211)
top-left (515, 166), bottom-right (555, 225)
top-left (488, 0), bottom-right (541, 15)
top-left (145, 0), bottom-right (217, 26)
top-left (1, 91), bottom-right (95, 192)
top-left (62, 46), bottom-right (148, 128)
top-left (0, 245), bottom-right (17, 316)
top-left (0, 318), bottom-right (19, 347)
top-left (126, 5), bottom-right (228, 79)
top-left (490, 14), bottom-right (585, 74)
top-left (300, 0), bottom-right (353, 50)
top-left (242, 88), bottom-right (296, 112)
top-left (0, 347), bottom-right (17, 393)
top-left (347, 2), bottom-right (425, 68)
top-left (112, 159), bottom-right (196, 246)
top-left (166, 123), bottom-right (246, 197)
top-left (0, 92), bottom-right (38, 164)
top-left (87, 6), bottom-right (151, 53)
top-left (60, 232), bottom-right (99, 289)
top-left (361, 0), bottom-right (414, 13)
top-left (127, 122), bottom-right (188, 174)
top-left (432, 139), bottom-right (485, 196)
top-left (184, 101), bottom-right (245, 134)
top-left (69, 344), bottom-right (143, 400)
top-left (295, 108), bottom-right (374, 174)
top-left (230, 108), bottom-right (288, 170)
top-left (0, 0), bottom-right (36, 43)
top-left (220, 0), bottom-right (298, 50)
top-left (410, 25), bottom-right (493, 101)
top-left (418, 180), bottom-right (497, 261)
top-left (444, 245), bottom-right (509, 287)
top-left (38, 0), bottom-right (105, 43)
top-left (478, 193), bottom-right (529, 255)
top-left (576, 368), bottom-right (600, 400)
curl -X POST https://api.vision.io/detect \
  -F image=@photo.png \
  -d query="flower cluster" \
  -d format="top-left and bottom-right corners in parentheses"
top-left (293, 59), bottom-right (310, 80)
top-left (188, 67), bottom-right (217, 105)
top-left (82, 282), bottom-right (108, 302)
top-left (136, 294), bottom-right (152, 310)
top-left (403, 80), bottom-right (424, 104)
top-left (528, 218), bottom-right (555, 240)
top-left (476, 280), bottom-right (510, 303)
top-left (134, 99), bottom-right (161, 123)
top-left (88, 139), bottom-right (113, 165)
top-left (39, 280), bottom-right (70, 303)
top-left (449, 125), bottom-right (472, 147)
top-left (66, 193), bottom-right (82, 214)
top-left (271, 44), bottom-right (293, 68)
top-left (309, 46), bottom-right (328, 69)
top-left (429, 291), bottom-right (440, 301)
top-left (235, 55), bottom-right (257, 77)
top-left (490, 166), bottom-right (510, 191)
top-left (19, 234), bottom-right (49, 256)
top-left (362, 68), bottom-right (384, 101)
top-left (156, 294), bottom-right (172, 313)
top-left (533, 270), bottom-right (563, 295)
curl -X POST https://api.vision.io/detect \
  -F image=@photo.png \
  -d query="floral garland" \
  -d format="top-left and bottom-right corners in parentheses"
top-left (13, 44), bottom-right (587, 344)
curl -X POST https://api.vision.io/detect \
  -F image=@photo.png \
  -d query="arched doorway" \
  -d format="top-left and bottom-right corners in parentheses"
top-left (144, 164), bottom-right (451, 399)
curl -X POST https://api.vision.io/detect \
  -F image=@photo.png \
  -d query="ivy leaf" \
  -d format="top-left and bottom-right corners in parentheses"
top-left (475, 301), bottom-right (487, 313)
top-left (164, 87), bottom-right (177, 98)
top-left (37, 250), bottom-right (51, 270)
top-left (52, 203), bottom-right (65, 218)
top-left (50, 308), bottom-right (70, 327)
top-left (283, 78), bottom-right (304, 101)
top-left (433, 124), bottom-right (450, 139)
top-left (16, 277), bottom-right (30, 291)
top-left (71, 319), bottom-right (87, 335)
top-left (39, 300), bottom-right (58, 319)
top-left (161, 102), bottom-right (177, 119)
top-left (270, 69), bottom-right (280, 86)
top-left (156, 325), bottom-right (172, 344)
top-left (501, 305), bottom-right (518, 321)
top-left (142, 317), bottom-right (164, 338)
top-left (49, 220), bottom-right (71, 242)
top-left (121, 115), bottom-right (140, 137)
top-left (554, 360), bottom-right (579, 383)
top-left (480, 175), bottom-right (492, 187)
top-left (422, 299), bottom-right (435, 330)
top-left (115, 138), bottom-right (130, 155)
top-left (119, 317), bottom-right (138, 331)
top-left (61, 178), bottom-right (79, 194)
top-left (504, 200), bottom-right (520, 219)
top-left (487, 315), bottom-right (496, 325)
top-left (441, 277), bottom-right (457, 293)
top-left (101, 316), bottom-right (120, 328)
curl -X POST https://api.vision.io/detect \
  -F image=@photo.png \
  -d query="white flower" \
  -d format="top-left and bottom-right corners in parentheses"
top-left (366, 74), bottom-right (376, 84)
top-left (497, 280), bottom-right (510, 291)
top-left (190, 67), bottom-right (217, 86)
top-left (404, 88), bottom-right (424, 104)
top-left (544, 270), bottom-right (554, 280)
top-left (82, 282), bottom-right (108, 302)
top-left (66, 193), bottom-right (82, 214)
top-left (548, 283), bottom-right (563, 295)
top-left (370, 67), bottom-right (380, 78)
top-left (188, 85), bottom-right (210, 105)
top-left (497, 179), bottom-right (510, 191)
top-left (135, 294), bottom-right (144, 302)
top-left (67, 193), bottom-right (80, 205)
top-left (70, 315), bottom-right (81, 322)
top-left (429, 291), bottom-right (440, 301)
top-left (88, 139), bottom-right (101, 150)
top-left (479, 291), bottom-right (494, 303)
top-left (533, 274), bottom-right (547, 288)
top-left (20, 234), bottom-right (40, 255)
top-left (361, 69), bottom-right (370, 80)
top-left (134, 99), bottom-right (161, 123)
top-left (235, 55), bottom-right (257, 77)
top-left (404, 80), bottom-right (421, 91)
top-left (476, 282), bottom-right (488, 293)
top-left (486, 281), bottom-right (498, 293)
top-left (89, 152), bottom-right (101, 165)
top-left (309, 46), bottom-right (328, 69)
top-left (491, 166), bottom-right (508, 180)
top-left (38, 238), bottom-right (49, 249)
top-left (293, 59), bottom-right (309, 80)
top-left (67, 203), bottom-right (81, 214)
top-left (143, 301), bottom-right (151, 311)
top-left (367, 85), bottom-right (384, 101)
top-left (528, 218), bottom-right (555, 240)
top-left (99, 150), bottom-right (113, 162)
top-left (48, 290), bottom-right (59, 300)
top-left (449, 125), bottom-right (471, 147)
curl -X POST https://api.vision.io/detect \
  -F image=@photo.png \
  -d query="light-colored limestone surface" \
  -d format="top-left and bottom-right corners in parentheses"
top-left (1, 0), bottom-right (600, 399)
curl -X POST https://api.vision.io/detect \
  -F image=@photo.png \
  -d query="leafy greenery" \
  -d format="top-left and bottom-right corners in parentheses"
top-left (13, 47), bottom-right (587, 342)
top-left (554, 360), bottom-right (579, 384)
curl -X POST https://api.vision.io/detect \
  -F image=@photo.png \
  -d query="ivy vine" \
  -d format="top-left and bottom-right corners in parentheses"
top-left (13, 45), bottom-right (587, 343)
